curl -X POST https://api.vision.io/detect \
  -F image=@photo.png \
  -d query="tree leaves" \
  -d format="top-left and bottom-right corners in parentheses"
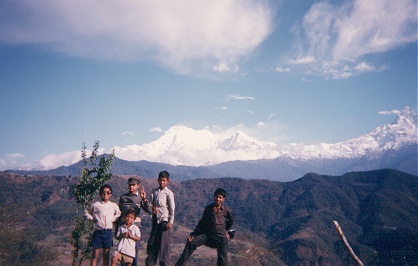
top-left (70, 141), bottom-right (115, 266)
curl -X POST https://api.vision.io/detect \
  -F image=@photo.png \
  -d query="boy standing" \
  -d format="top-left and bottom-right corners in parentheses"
top-left (118, 176), bottom-right (148, 266)
top-left (175, 188), bottom-right (235, 266)
top-left (142, 170), bottom-right (175, 266)
top-left (85, 184), bottom-right (121, 266)
top-left (111, 209), bottom-right (141, 266)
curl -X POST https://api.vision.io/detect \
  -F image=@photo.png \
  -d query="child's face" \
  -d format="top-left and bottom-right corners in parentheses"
top-left (100, 188), bottom-right (112, 202)
top-left (213, 194), bottom-right (225, 206)
top-left (125, 213), bottom-right (135, 226)
top-left (158, 177), bottom-right (169, 189)
top-left (128, 183), bottom-right (139, 194)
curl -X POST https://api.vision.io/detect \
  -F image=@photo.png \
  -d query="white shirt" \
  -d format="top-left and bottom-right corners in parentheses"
top-left (116, 224), bottom-right (141, 257)
top-left (149, 186), bottom-right (175, 224)
top-left (84, 200), bottom-right (121, 230)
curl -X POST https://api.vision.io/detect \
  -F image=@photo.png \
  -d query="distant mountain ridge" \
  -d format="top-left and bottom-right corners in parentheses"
top-left (113, 106), bottom-right (416, 166)
top-left (8, 107), bottom-right (417, 181)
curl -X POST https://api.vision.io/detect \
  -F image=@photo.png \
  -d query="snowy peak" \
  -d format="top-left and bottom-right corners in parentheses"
top-left (112, 106), bottom-right (417, 166)
top-left (217, 131), bottom-right (276, 151)
top-left (370, 106), bottom-right (417, 148)
top-left (393, 106), bottom-right (416, 130)
top-left (290, 107), bottom-right (417, 159)
top-left (155, 126), bottom-right (216, 150)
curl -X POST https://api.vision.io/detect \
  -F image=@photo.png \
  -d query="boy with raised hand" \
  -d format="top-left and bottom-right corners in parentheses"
top-left (111, 209), bottom-right (141, 266)
top-left (84, 184), bottom-right (121, 266)
top-left (142, 170), bottom-right (175, 266)
top-left (175, 188), bottom-right (235, 266)
top-left (118, 176), bottom-right (148, 266)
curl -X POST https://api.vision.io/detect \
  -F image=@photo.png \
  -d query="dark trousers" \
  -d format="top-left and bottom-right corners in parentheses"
top-left (146, 219), bottom-right (171, 266)
top-left (175, 234), bottom-right (229, 266)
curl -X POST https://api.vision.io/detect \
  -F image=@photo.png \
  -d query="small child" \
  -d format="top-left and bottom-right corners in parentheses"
top-left (142, 170), bottom-right (175, 266)
top-left (84, 184), bottom-right (121, 266)
top-left (111, 209), bottom-right (141, 266)
top-left (117, 176), bottom-right (148, 265)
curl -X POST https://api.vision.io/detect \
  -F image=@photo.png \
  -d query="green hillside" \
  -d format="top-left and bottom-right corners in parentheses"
top-left (0, 169), bottom-right (416, 265)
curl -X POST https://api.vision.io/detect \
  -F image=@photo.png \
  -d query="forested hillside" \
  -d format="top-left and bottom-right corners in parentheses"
top-left (0, 169), bottom-right (416, 265)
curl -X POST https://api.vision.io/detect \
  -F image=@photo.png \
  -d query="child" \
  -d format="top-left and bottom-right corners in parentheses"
top-left (175, 188), bottom-right (235, 266)
top-left (84, 184), bottom-right (121, 266)
top-left (142, 170), bottom-right (175, 266)
top-left (111, 209), bottom-right (141, 266)
top-left (118, 176), bottom-right (148, 266)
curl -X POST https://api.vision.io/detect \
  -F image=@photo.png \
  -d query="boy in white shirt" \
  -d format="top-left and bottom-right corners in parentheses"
top-left (142, 170), bottom-right (175, 266)
top-left (112, 209), bottom-right (141, 266)
top-left (84, 184), bottom-right (121, 266)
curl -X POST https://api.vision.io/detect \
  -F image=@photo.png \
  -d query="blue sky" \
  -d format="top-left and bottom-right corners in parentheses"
top-left (0, 0), bottom-right (416, 170)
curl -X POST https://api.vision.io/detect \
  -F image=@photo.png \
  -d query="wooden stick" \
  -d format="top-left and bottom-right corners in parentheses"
top-left (333, 221), bottom-right (364, 266)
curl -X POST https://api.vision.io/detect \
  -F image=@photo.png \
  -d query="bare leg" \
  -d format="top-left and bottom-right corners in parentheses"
top-left (91, 248), bottom-right (100, 266)
top-left (103, 248), bottom-right (110, 266)
top-left (111, 252), bottom-right (120, 266)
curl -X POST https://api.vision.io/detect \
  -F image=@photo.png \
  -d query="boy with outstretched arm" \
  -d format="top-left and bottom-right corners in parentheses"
top-left (84, 184), bottom-right (121, 266)
top-left (111, 209), bottom-right (141, 266)
top-left (118, 176), bottom-right (148, 266)
top-left (142, 170), bottom-right (175, 266)
top-left (175, 188), bottom-right (235, 266)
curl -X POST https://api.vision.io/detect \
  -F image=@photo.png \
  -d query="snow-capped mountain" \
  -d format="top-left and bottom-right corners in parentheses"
top-left (114, 126), bottom-right (281, 166)
top-left (114, 106), bottom-right (417, 166)
top-left (11, 107), bottom-right (416, 180)
top-left (284, 106), bottom-right (417, 159)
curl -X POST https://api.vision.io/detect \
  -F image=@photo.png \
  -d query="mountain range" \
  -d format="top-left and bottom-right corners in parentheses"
top-left (1, 169), bottom-right (416, 265)
top-left (113, 106), bottom-right (417, 165)
top-left (10, 107), bottom-right (417, 181)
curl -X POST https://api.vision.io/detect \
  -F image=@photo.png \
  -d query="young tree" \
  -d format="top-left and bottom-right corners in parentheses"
top-left (69, 141), bottom-right (115, 266)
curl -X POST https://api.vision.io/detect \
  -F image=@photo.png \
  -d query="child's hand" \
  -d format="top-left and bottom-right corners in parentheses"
top-left (151, 205), bottom-right (157, 214)
top-left (123, 232), bottom-right (129, 238)
top-left (140, 186), bottom-right (146, 201)
top-left (166, 223), bottom-right (172, 230)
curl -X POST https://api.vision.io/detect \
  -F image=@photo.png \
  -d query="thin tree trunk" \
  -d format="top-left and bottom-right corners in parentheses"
top-left (333, 221), bottom-right (364, 266)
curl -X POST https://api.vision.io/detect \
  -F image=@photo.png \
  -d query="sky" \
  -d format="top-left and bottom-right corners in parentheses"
top-left (0, 0), bottom-right (416, 170)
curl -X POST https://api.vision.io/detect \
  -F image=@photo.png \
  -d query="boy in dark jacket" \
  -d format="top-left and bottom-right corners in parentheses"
top-left (175, 188), bottom-right (235, 266)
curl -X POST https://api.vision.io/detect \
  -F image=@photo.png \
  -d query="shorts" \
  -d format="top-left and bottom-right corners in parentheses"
top-left (113, 251), bottom-right (134, 264)
top-left (92, 229), bottom-right (113, 249)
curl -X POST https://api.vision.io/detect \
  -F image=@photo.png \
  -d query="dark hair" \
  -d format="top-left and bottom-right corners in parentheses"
top-left (124, 209), bottom-right (137, 218)
top-left (214, 188), bottom-right (227, 198)
top-left (99, 184), bottom-right (112, 195)
top-left (158, 170), bottom-right (170, 180)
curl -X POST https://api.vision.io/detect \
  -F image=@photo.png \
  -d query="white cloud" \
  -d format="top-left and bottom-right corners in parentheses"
top-left (213, 62), bottom-right (240, 73)
top-left (290, 0), bottom-right (416, 79)
top-left (225, 94), bottom-right (255, 101)
top-left (0, 0), bottom-right (273, 74)
top-left (257, 121), bottom-right (266, 126)
top-left (378, 109), bottom-right (401, 115)
top-left (0, 153), bottom-right (26, 170)
top-left (38, 150), bottom-right (85, 170)
top-left (275, 66), bottom-right (290, 73)
top-left (268, 113), bottom-right (275, 120)
top-left (122, 131), bottom-right (135, 137)
top-left (247, 110), bottom-right (253, 114)
top-left (332, 0), bottom-right (416, 59)
top-left (6, 153), bottom-right (25, 159)
top-left (0, 149), bottom-right (94, 171)
top-left (215, 106), bottom-right (228, 110)
top-left (150, 127), bottom-right (163, 133)
top-left (288, 56), bottom-right (316, 65)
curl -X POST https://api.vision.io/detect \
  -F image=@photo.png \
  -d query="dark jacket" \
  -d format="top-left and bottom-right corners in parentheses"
top-left (192, 203), bottom-right (235, 238)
